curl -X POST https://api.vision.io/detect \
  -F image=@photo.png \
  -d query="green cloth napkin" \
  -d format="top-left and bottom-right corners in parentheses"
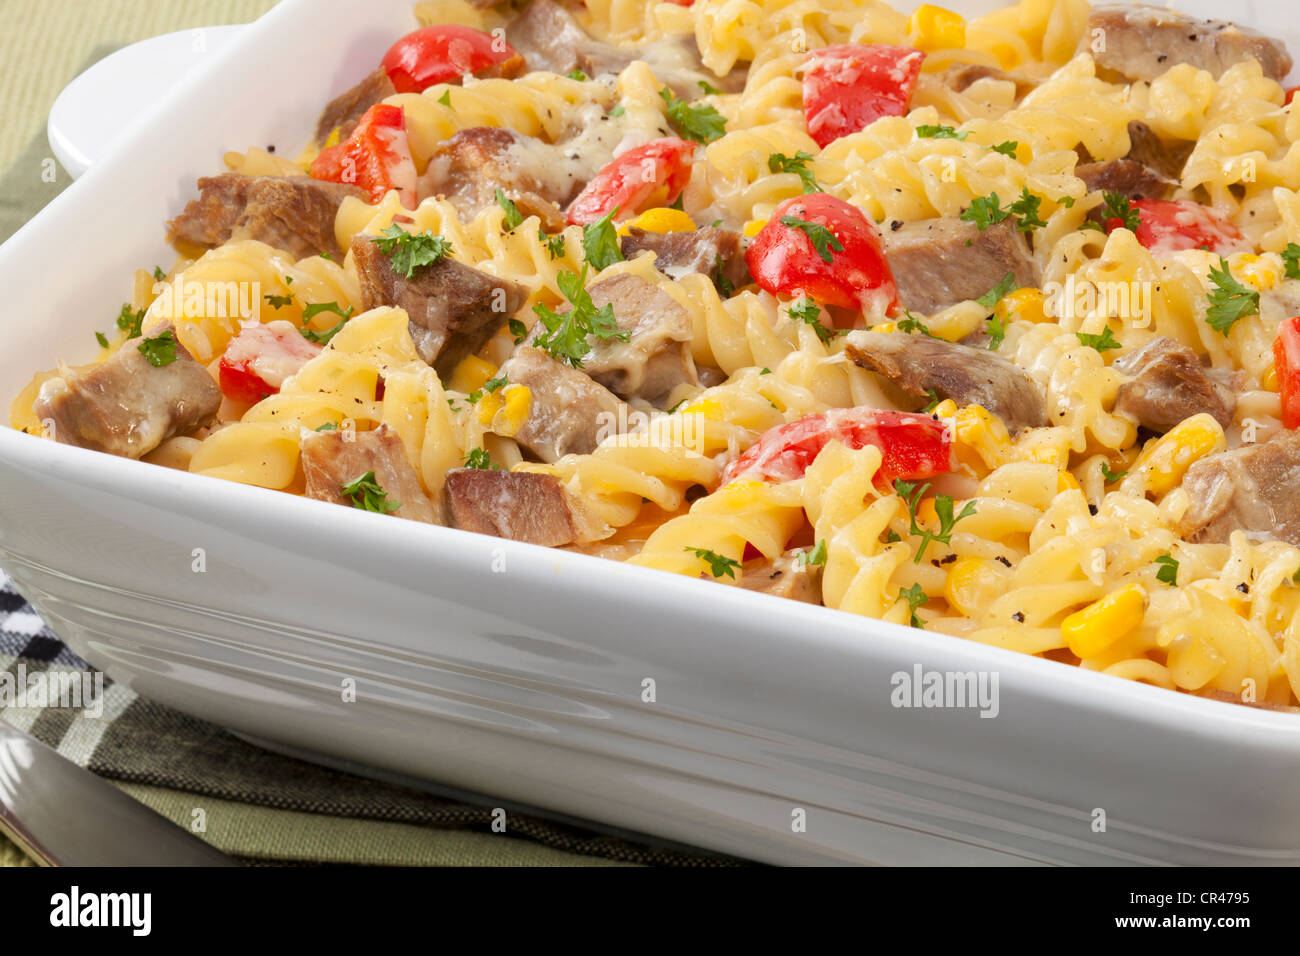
top-left (0, 0), bottom-right (743, 868)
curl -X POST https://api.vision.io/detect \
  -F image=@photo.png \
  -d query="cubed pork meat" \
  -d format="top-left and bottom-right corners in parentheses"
top-left (1179, 430), bottom-right (1300, 545)
top-left (620, 227), bottom-right (750, 293)
top-left (883, 217), bottom-right (1039, 315)
top-left (739, 552), bottom-right (823, 604)
top-left (350, 233), bottom-right (527, 379)
top-left (845, 330), bottom-right (1047, 433)
top-left (1084, 5), bottom-right (1293, 82)
top-left (33, 324), bottom-right (221, 459)
top-left (1076, 159), bottom-right (1177, 202)
top-left (443, 467), bottom-right (610, 545)
top-left (300, 423), bottom-right (440, 523)
top-left (942, 62), bottom-right (1038, 102)
top-left (315, 67), bottom-right (399, 144)
top-left (418, 126), bottom-right (576, 232)
top-left (167, 174), bottom-right (365, 261)
top-left (1112, 336), bottom-right (1237, 432)
top-left (1124, 120), bottom-right (1192, 181)
top-left (496, 345), bottom-right (628, 461)
top-left (573, 273), bottom-right (698, 408)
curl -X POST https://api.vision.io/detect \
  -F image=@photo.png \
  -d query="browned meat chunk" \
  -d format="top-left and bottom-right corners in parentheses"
top-left (444, 468), bottom-right (609, 545)
top-left (1179, 431), bottom-right (1300, 545)
top-left (845, 330), bottom-right (1046, 433)
top-left (497, 346), bottom-right (628, 461)
top-left (508, 0), bottom-right (611, 76)
top-left (33, 324), bottom-right (220, 459)
top-left (1076, 159), bottom-right (1176, 201)
top-left (418, 127), bottom-right (575, 232)
top-left (315, 68), bottom-right (398, 144)
top-left (1113, 337), bottom-right (1236, 432)
top-left (620, 227), bottom-right (750, 293)
top-left (167, 174), bottom-right (364, 260)
top-left (576, 273), bottom-right (698, 407)
top-left (739, 552), bottom-right (823, 604)
top-left (1124, 120), bottom-right (1192, 181)
top-left (351, 233), bottom-right (526, 379)
top-left (1085, 5), bottom-right (1292, 82)
top-left (943, 62), bottom-right (1037, 101)
top-left (300, 423), bottom-right (439, 524)
top-left (883, 218), bottom-right (1039, 315)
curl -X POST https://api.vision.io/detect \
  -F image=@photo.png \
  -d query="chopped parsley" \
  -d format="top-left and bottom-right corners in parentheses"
top-left (565, 69), bottom-right (588, 81)
top-left (789, 296), bottom-right (839, 344)
top-left (1008, 187), bottom-right (1046, 231)
top-left (300, 302), bottom-right (354, 345)
top-left (152, 266), bottom-right (166, 280)
top-left (1154, 553), bottom-right (1179, 586)
top-left (779, 215), bottom-right (844, 263)
top-left (581, 207), bottom-right (623, 271)
top-left (94, 330), bottom-right (110, 349)
top-left (137, 329), bottom-right (179, 367)
top-left (922, 388), bottom-right (942, 413)
top-left (264, 290), bottom-right (295, 309)
top-left (508, 317), bottom-right (529, 343)
top-left (437, 89), bottom-right (452, 108)
top-left (374, 224), bottom-right (454, 278)
top-left (1101, 191), bottom-right (1140, 232)
top-left (960, 192), bottom-right (1011, 230)
top-left (684, 546), bottom-right (742, 579)
top-left (1283, 242), bottom-right (1300, 280)
top-left (767, 151), bottom-right (821, 193)
top-left (116, 303), bottom-right (145, 339)
top-left (795, 540), bottom-right (827, 568)
top-left (894, 478), bottom-right (977, 565)
top-left (916, 124), bottom-right (969, 141)
top-left (976, 271), bottom-right (1017, 310)
top-left (985, 313), bottom-right (1007, 350)
top-left (531, 264), bottom-right (628, 367)
top-left (899, 583), bottom-right (928, 628)
top-left (1100, 462), bottom-right (1128, 483)
top-left (466, 373), bottom-right (507, 405)
top-left (989, 141), bottom-right (1018, 157)
top-left (659, 87), bottom-right (726, 144)
top-left (463, 447), bottom-right (496, 469)
top-left (495, 189), bottom-right (523, 230)
top-left (539, 230), bottom-right (566, 260)
top-left (314, 421), bottom-right (339, 432)
top-left (897, 310), bottom-right (937, 337)
top-left (1205, 261), bottom-right (1259, 336)
top-left (1056, 195), bottom-right (1076, 209)
top-left (698, 79), bottom-right (722, 96)
top-left (1076, 326), bottom-right (1121, 352)
top-left (341, 471), bottom-right (400, 514)
top-left (607, 105), bottom-right (625, 118)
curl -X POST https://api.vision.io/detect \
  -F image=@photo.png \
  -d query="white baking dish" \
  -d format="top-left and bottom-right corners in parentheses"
top-left (3, 0), bottom-right (1300, 865)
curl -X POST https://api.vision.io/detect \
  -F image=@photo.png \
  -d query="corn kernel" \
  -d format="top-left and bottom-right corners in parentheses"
top-left (907, 4), bottom-right (966, 52)
top-left (618, 207), bottom-right (696, 236)
top-left (1061, 584), bottom-right (1146, 658)
top-left (1057, 470), bottom-right (1081, 493)
top-left (944, 556), bottom-right (997, 616)
top-left (931, 398), bottom-right (959, 418)
top-left (448, 355), bottom-right (498, 395)
top-left (476, 389), bottom-right (504, 426)
top-left (743, 218), bottom-right (768, 238)
top-left (680, 397), bottom-right (724, 419)
top-left (870, 321), bottom-right (898, 334)
top-left (1135, 412), bottom-right (1226, 495)
top-left (995, 287), bottom-right (1047, 325)
top-left (954, 403), bottom-right (1012, 467)
top-left (1263, 364), bottom-right (1279, 391)
top-left (1232, 252), bottom-right (1279, 291)
top-left (323, 127), bottom-right (341, 149)
top-left (495, 384), bottom-right (533, 437)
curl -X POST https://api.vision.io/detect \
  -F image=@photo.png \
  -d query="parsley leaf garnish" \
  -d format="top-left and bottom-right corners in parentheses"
top-left (659, 87), bottom-right (726, 144)
top-left (137, 329), bottom-right (179, 367)
top-left (1100, 462), bottom-right (1128, 483)
top-left (1056, 195), bottom-right (1076, 208)
top-left (1101, 191), bottom-right (1140, 232)
top-left (116, 304), bottom-right (145, 339)
top-left (495, 189), bottom-right (523, 230)
top-left (897, 310), bottom-right (937, 337)
top-left (922, 388), bottom-right (942, 413)
top-left (152, 266), bottom-right (166, 280)
top-left (315, 421), bottom-right (339, 431)
top-left (95, 331), bottom-right (109, 349)
top-left (508, 317), bottom-right (528, 343)
top-left (976, 271), bottom-right (1017, 310)
top-left (539, 230), bottom-right (566, 260)
top-left (894, 479), bottom-right (977, 564)
top-left (566, 69), bottom-right (588, 81)
top-left (698, 79), bottom-right (722, 96)
top-left (1205, 261), bottom-right (1259, 336)
top-left (1154, 553), bottom-right (1179, 586)
top-left (989, 141), bottom-right (1018, 157)
top-left (1008, 187), bottom-right (1046, 231)
top-left (960, 192), bottom-right (1011, 230)
top-left (916, 124), bottom-right (969, 140)
top-left (607, 105), bottom-right (625, 118)
top-left (789, 297), bottom-right (839, 344)
top-left (684, 546), bottom-right (742, 579)
top-left (437, 89), bottom-right (452, 108)
top-left (985, 313), bottom-right (1007, 350)
top-left (899, 583), bottom-right (928, 628)
top-left (466, 373), bottom-right (507, 405)
top-left (779, 215), bottom-right (844, 263)
top-left (341, 471), bottom-right (400, 514)
top-left (300, 302), bottom-right (354, 345)
top-left (581, 207), bottom-right (623, 271)
top-left (767, 151), bottom-right (821, 193)
top-left (1283, 242), bottom-right (1300, 280)
top-left (531, 264), bottom-right (629, 367)
top-left (463, 447), bottom-right (496, 469)
top-left (373, 224), bottom-right (454, 278)
top-left (1076, 326), bottom-right (1121, 352)
top-left (264, 290), bottom-right (295, 309)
